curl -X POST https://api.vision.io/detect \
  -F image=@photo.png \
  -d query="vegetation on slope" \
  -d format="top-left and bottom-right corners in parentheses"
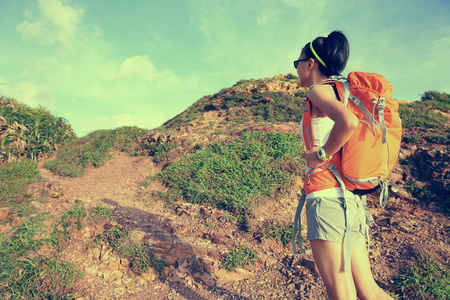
top-left (0, 97), bottom-right (76, 164)
top-left (398, 91), bottom-right (450, 212)
top-left (0, 161), bottom-right (83, 299)
top-left (161, 77), bottom-right (306, 131)
top-left (395, 253), bottom-right (450, 300)
top-left (44, 126), bottom-right (149, 177)
top-left (144, 130), bottom-right (304, 227)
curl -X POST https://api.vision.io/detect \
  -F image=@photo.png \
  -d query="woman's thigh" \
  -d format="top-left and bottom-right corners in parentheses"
top-left (351, 245), bottom-right (393, 300)
top-left (310, 239), bottom-right (356, 300)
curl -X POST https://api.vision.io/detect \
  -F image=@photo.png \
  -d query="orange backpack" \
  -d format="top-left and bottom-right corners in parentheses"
top-left (301, 72), bottom-right (403, 207)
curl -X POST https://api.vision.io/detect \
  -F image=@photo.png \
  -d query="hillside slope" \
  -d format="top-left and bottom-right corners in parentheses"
top-left (0, 75), bottom-right (449, 299)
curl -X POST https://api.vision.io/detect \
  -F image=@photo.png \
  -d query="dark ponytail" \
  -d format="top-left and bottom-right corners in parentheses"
top-left (302, 30), bottom-right (349, 77)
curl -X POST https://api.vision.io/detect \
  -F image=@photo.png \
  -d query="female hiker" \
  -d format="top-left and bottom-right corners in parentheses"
top-left (295, 30), bottom-right (393, 300)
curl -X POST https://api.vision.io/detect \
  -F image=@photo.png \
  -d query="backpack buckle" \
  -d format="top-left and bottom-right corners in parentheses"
top-left (378, 97), bottom-right (386, 110)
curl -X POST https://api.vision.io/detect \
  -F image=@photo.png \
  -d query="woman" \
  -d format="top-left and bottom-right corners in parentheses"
top-left (295, 31), bottom-right (393, 300)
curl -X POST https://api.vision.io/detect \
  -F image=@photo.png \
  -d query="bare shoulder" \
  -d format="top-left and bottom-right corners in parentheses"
top-left (308, 84), bottom-right (337, 104)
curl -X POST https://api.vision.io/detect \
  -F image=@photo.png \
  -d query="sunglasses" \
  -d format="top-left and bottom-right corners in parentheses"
top-left (293, 58), bottom-right (309, 69)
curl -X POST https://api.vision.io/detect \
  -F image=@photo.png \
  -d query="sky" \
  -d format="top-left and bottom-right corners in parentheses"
top-left (1, 0), bottom-right (449, 137)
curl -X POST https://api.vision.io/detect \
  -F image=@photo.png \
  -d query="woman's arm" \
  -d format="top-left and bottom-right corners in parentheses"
top-left (303, 84), bottom-right (358, 168)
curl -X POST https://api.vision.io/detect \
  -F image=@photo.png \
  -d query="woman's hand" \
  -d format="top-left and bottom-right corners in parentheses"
top-left (303, 146), bottom-right (327, 169)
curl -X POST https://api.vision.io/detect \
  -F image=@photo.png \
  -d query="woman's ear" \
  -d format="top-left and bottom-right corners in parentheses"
top-left (307, 58), bottom-right (315, 70)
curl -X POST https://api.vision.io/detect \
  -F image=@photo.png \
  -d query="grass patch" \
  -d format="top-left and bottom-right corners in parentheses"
top-left (161, 76), bottom-right (304, 130)
top-left (257, 221), bottom-right (295, 247)
top-left (403, 183), bottom-right (434, 200)
top-left (144, 131), bottom-right (304, 219)
top-left (48, 203), bottom-right (87, 251)
top-left (420, 90), bottom-right (450, 111)
top-left (0, 164), bottom-right (111, 300)
top-left (222, 244), bottom-right (258, 271)
top-left (0, 255), bottom-right (82, 299)
top-left (89, 204), bottom-right (113, 221)
top-left (0, 213), bottom-right (83, 299)
top-left (425, 133), bottom-right (450, 145)
top-left (141, 141), bottom-right (177, 163)
top-left (213, 91), bottom-right (305, 123)
top-left (48, 204), bottom-right (112, 251)
top-left (395, 253), bottom-right (450, 299)
top-left (402, 135), bottom-right (421, 144)
top-left (44, 126), bottom-right (149, 177)
top-left (0, 97), bottom-right (76, 163)
top-left (95, 225), bottom-right (168, 276)
top-left (399, 101), bottom-right (448, 131)
top-left (0, 160), bottom-right (41, 207)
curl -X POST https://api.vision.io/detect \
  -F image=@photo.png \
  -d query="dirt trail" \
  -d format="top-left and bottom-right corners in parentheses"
top-left (39, 153), bottom-right (157, 202)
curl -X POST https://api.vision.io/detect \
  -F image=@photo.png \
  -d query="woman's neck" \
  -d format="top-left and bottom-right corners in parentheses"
top-left (311, 73), bottom-right (328, 85)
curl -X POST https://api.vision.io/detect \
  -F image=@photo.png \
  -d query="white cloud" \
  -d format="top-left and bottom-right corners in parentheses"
top-left (257, 9), bottom-right (280, 26)
top-left (281, 0), bottom-right (325, 8)
top-left (17, 0), bottom-right (84, 46)
top-left (102, 55), bottom-right (160, 82)
top-left (431, 36), bottom-right (450, 50)
top-left (92, 54), bottom-right (182, 104)
top-left (0, 81), bottom-right (54, 109)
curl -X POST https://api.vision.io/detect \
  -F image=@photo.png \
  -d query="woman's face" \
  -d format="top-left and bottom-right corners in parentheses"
top-left (296, 53), bottom-right (310, 88)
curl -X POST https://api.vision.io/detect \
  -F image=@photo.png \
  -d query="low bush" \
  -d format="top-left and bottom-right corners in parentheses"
top-left (0, 213), bottom-right (83, 299)
top-left (0, 97), bottom-right (75, 163)
top-left (44, 126), bottom-right (148, 177)
top-left (222, 244), bottom-right (258, 271)
top-left (420, 90), bottom-right (450, 111)
top-left (257, 221), bottom-right (295, 246)
top-left (95, 225), bottom-right (168, 276)
top-left (0, 159), bottom-right (41, 207)
top-left (398, 102), bottom-right (447, 130)
top-left (395, 253), bottom-right (450, 299)
top-left (145, 131), bottom-right (304, 219)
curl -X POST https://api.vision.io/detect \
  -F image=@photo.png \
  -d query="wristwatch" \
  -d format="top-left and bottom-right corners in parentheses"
top-left (317, 147), bottom-right (332, 162)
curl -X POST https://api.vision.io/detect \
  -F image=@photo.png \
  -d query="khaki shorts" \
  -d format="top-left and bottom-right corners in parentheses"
top-left (305, 193), bottom-right (366, 247)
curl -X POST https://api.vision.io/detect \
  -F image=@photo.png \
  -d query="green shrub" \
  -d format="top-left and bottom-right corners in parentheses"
top-left (0, 213), bottom-right (82, 299)
top-left (0, 97), bottom-right (76, 163)
top-left (420, 90), bottom-right (450, 111)
top-left (141, 141), bottom-right (177, 163)
top-left (145, 131), bottom-right (304, 217)
top-left (403, 135), bottom-right (421, 143)
top-left (44, 126), bottom-right (148, 177)
top-left (258, 221), bottom-right (295, 246)
top-left (95, 225), bottom-right (168, 276)
top-left (395, 253), bottom-right (450, 299)
top-left (222, 244), bottom-right (258, 271)
top-left (425, 133), bottom-right (450, 145)
top-left (399, 102), bottom-right (447, 130)
top-left (0, 159), bottom-right (41, 206)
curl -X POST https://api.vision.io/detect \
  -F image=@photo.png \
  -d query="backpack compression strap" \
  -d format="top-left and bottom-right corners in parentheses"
top-left (292, 189), bottom-right (306, 255)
